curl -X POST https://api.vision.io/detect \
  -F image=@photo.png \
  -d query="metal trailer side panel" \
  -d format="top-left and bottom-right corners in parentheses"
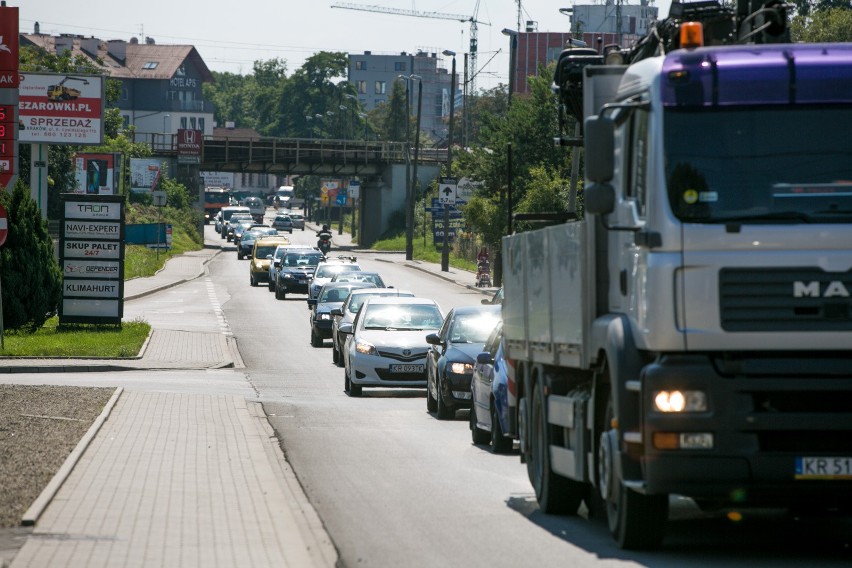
top-left (548, 222), bottom-right (586, 368)
top-left (502, 233), bottom-right (528, 362)
top-left (524, 229), bottom-right (553, 363)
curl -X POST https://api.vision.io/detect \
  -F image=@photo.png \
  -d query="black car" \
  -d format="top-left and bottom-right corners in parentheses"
top-left (425, 304), bottom-right (502, 419)
top-left (238, 226), bottom-right (279, 259)
top-left (274, 248), bottom-right (325, 300)
top-left (307, 282), bottom-right (376, 347)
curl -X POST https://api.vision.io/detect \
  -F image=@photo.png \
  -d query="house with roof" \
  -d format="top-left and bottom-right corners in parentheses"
top-left (21, 26), bottom-right (215, 140)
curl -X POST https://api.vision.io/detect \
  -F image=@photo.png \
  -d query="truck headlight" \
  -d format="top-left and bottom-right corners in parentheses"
top-left (653, 390), bottom-right (707, 413)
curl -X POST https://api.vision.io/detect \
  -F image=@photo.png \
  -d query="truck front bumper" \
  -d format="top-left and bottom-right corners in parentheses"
top-left (638, 353), bottom-right (852, 506)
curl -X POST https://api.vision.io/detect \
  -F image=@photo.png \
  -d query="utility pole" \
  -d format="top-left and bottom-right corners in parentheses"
top-left (441, 52), bottom-right (456, 273)
top-left (409, 77), bottom-right (423, 262)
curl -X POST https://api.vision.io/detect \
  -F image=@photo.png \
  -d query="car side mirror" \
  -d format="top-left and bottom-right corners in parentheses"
top-left (339, 322), bottom-right (353, 334)
top-left (331, 307), bottom-right (343, 316)
top-left (425, 333), bottom-right (442, 346)
top-left (476, 352), bottom-right (493, 365)
top-left (307, 299), bottom-right (317, 307)
top-left (273, 260), bottom-right (281, 267)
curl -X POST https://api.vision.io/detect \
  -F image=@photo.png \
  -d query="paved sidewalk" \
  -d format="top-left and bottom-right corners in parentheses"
top-left (11, 391), bottom-right (337, 568)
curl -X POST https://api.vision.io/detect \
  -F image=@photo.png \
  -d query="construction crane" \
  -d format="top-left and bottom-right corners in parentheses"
top-left (330, 1), bottom-right (488, 96)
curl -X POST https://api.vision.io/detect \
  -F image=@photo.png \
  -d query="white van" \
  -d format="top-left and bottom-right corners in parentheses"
top-left (275, 186), bottom-right (295, 208)
top-left (217, 206), bottom-right (251, 238)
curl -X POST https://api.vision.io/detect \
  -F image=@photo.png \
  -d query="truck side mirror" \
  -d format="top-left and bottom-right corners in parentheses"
top-left (584, 115), bottom-right (615, 183)
top-left (585, 183), bottom-right (616, 215)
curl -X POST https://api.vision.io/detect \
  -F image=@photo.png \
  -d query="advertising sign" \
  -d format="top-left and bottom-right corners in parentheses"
top-left (177, 129), bottom-right (202, 164)
top-left (348, 179), bottom-right (361, 200)
top-left (200, 171), bottom-right (234, 189)
top-left (0, 7), bottom-right (19, 190)
top-left (60, 194), bottom-right (124, 325)
top-left (19, 72), bottom-right (104, 145)
top-left (130, 158), bottom-right (166, 192)
top-left (73, 153), bottom-right (120, 195)
top-left (0, 7), bottom-right (20, 88)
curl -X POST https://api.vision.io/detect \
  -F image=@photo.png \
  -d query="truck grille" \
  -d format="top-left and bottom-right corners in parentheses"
top-left (719, 268), bottom-right (852, 332)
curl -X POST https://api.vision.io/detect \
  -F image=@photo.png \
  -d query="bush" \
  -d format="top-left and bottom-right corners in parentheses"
top-left (0, 181), bottom-right (62, 332)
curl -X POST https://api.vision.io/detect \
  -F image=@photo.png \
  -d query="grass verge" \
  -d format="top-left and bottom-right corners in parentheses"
top-left (0, 317), bottom-right (150, 357)
top-left (371, 233), bottom-right (477, 272)
top-left (124, 224), bottom-right (203, 279)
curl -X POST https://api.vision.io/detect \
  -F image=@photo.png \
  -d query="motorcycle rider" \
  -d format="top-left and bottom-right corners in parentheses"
top-left (317, 224), bottom-right (333, 253)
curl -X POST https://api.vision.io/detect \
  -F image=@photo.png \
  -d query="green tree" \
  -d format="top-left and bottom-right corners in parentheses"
top-left (791, 7), bottom-right (852, 41)
top-left (0, 181), bottom-right (62, 332)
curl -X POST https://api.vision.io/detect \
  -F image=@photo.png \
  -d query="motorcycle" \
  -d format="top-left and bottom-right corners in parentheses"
top-left (317, 231), bottom-right (332, 255)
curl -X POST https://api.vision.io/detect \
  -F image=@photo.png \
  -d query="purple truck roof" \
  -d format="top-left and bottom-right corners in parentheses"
top-left (661, 43), bottom-right (852, 107)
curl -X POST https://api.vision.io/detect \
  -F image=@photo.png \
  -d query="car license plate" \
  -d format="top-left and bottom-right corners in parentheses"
top-left (390, 364), bottom-right (425, 373)
top-left (795, 457), bottom-right (852, 479)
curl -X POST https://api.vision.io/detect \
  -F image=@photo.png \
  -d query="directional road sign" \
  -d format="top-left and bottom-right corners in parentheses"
top-left (438, 177), bottom-right (457, 205)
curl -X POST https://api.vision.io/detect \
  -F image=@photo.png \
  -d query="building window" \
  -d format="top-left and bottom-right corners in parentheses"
top-left (357, 80), bottom-right (367, 94)
top-left (355, 60), bottom-right (367, 70)
top-left (121, 88), bottom-right (128, 101)
top-left (166, 91), bottom-right (177, 101)
top-left (122, 115), bottom-right (130, 128)
top-left (142, 61), bottom-right (159, 69)
top-left (180, 117), bottom-right (187, 129)
top-left (374, 81), bottom-right (386, 95)
top-left (394, 62), bottom-right (407, 72)
top-left (190, 117), bottom-right (197, 129)
top-left (198, 118), bottom-right (205, 132)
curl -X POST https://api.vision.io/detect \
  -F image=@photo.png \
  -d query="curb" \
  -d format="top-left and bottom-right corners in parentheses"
top-left (21, 386), bottom-right (124, 526)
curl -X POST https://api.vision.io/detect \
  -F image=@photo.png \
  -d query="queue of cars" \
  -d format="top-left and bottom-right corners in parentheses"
top-left (234, 214), bottom-right (512, 454)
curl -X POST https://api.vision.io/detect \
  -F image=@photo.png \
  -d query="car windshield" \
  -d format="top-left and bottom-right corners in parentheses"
top-left (665, 105), bottom-right (852, 223)
top-left (449, 312), bottom-right (501, 344)
top-left (335, 273), bottom-right (384, 286)
top-left (348, 292), bottom-right (412, 314)
top-left (315, 264), bottom-right (360, 278)
top-left (254, 245), bottom-right (278, 259)
top-left (247, 228), bottom-right (277, 239)
top-left (283, 252), bottom-right (323, 267)
top-left (362, 304), bottom-right (442, 331)
top-left (319, 287), bottom-right (351, 303)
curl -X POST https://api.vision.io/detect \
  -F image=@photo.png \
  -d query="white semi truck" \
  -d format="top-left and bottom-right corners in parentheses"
top-left (503, 0), bottom-right (852, 549)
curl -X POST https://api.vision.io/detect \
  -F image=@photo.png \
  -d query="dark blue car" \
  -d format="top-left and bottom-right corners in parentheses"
top-left (470, 321), bottom-right (513, 453)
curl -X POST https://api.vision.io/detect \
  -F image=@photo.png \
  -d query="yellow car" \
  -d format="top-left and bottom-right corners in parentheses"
top-left (249, 236), bottom-right (290, 286)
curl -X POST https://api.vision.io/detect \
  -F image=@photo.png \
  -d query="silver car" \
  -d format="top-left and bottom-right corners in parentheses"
top-left (330, 288), bottom-right (415, 367)
top-left (340, 297), bottom-right (444, 397)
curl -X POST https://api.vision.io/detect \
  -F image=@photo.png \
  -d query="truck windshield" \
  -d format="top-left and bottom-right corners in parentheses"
top-left (204, 192), bottom-right (230, 205)
top-left (664, 105), bottom-right (852, 224)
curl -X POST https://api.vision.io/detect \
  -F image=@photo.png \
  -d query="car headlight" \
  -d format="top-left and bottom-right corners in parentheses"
top-left (319, 313), bottom-right (331, 320)
top-left (653, 390), bottom-right (707, 413)
top-left (450, 362), bottom-right (474, 374)
top-left (283, 273), bottom-right (294, 279)
top-left (355, 340), bottom-right (377, 355)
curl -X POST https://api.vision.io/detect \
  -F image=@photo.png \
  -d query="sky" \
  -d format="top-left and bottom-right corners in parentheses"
top-left (16, 0), bottom-right (673, 91)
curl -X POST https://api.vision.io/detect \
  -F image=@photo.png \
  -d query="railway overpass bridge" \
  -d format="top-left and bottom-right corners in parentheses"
top-left (148, 134), bottom-right (446, 246)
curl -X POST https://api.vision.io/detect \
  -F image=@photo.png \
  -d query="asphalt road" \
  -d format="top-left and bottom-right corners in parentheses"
top-left (208, 223), bottom-right (852, 568)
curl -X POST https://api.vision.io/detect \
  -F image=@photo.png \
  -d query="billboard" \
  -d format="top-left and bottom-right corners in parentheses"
top-left (201, 171), bottom-right (234, 189)
top-left (129, 158), bottom-right (167, 192)
top-left (0, 6), bottom-right (19, 190)
top-left (74, 153), bottom-right (121, 195)
top-left (177, 129), bottom-right (202, 164)
top-left (18, 72), bottom-right (104, 145)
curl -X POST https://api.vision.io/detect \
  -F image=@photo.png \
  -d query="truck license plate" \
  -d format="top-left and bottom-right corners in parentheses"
top-left (795, 457), bottom-right (852, 479)
top-left (390, 364), bottom-right (424, 373)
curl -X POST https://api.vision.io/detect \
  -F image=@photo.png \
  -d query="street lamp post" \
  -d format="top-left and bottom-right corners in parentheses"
top-left (397, 74), bottom-right (413, 260)
top-left (407, 74), bottom-right (423, 261)
top-left (501, 28), bottom-right (519, 108)
top-left (441, 51), bottom-right (456, 272)
top-left (305, 115), bottom-right (314, 139)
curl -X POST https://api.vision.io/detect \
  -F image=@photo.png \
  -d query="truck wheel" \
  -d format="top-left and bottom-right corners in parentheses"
top-left (491, 402), bottom-right (513, 454)
top-left (599, 396), bottom-right (668, 549)
top-left (529, 381), bottom-right (585, 515)
top-left (470, 405), bottom-right (490, 445)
